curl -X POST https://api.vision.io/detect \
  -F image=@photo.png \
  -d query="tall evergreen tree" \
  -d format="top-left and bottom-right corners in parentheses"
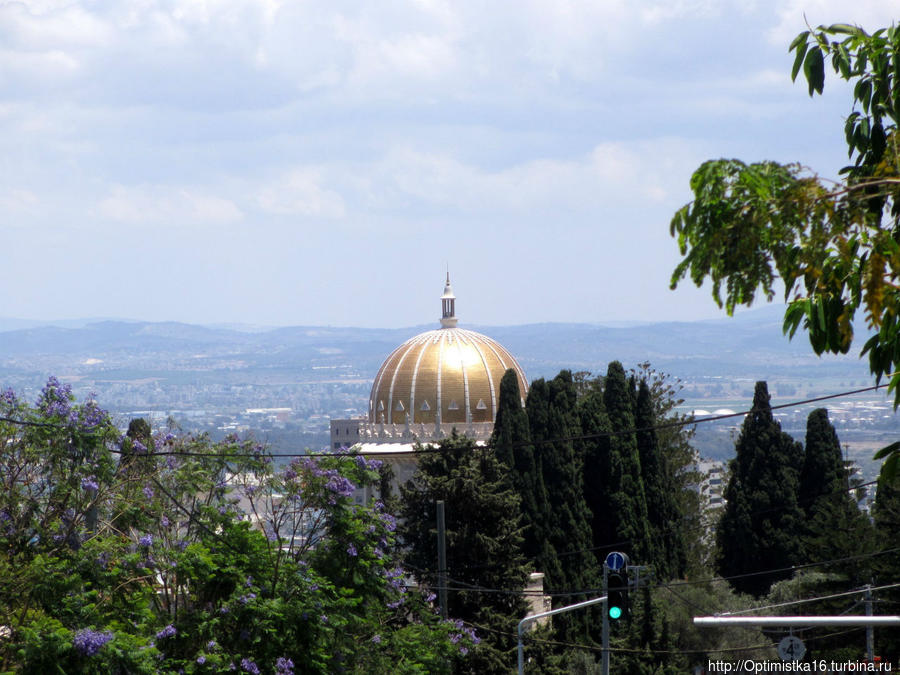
top-left (635, 379), bottom-right (686, 581)
top-left (491, 369), bottom-right (548, 569)
top-left (799, 409), bottom-right (874, 572)
top-left (630, 363), bottom-right (706, 577)
top-left (602, 361), bottom-right (652, 565)
top-left (717, 381), bottom-right (804, 596)
top-left (577, 386), bottom-right (613, 563)
top-left (799, 408), bottom-right (847, 517)
top-left (526, 371), bottom-right (599, 641)
top-left (872, 472), bottom-right (900, 658)
top-left (523, 378), bottom-right (566, 595)
top-left (399, 432), bottom-right (529, 674)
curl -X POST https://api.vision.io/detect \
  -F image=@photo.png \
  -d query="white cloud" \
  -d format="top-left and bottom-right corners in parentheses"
top-left (372, 138), bottom-right (701, 216)
top-left (0, 2), bottom-right (113, 50)
top-left (97, 185), bottom-right (243, 226)
top-left (767, 0), bottom-right (899, 45)
top-left (256, 169), bottom-right (346, 219)
top-left (0, 188), bottom-right (39, 216)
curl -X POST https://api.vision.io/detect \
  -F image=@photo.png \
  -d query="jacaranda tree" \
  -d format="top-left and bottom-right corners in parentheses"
top-left (0, 378), bottom-right (474, 674)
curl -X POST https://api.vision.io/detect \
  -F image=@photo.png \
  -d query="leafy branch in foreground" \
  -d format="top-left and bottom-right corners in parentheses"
top-left (669, 23), bottom-right (900, 481)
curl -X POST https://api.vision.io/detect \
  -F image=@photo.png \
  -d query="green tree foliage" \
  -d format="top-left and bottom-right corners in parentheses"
top-left (668, 23), bottom-right (900, 480)
top-left (526, 372), bottom-right (600, 641)
top-left (799, 409), bottom-right (875, 573)
top-left (651, 579), bottom-right (774, 669)
top-left (635, 379), bottom-right (687, 581)
top-left (629, 363), bottom-right (705, 577)
top-left (0, 378), bottom-right (473, 674)
top-left (491, 369), bottom-right (549, 569)
top-left (872, 472), bottom-right (900, 657)
top-left (717, 381), bottom-right (805, 596)
top-left (575, 385), bottom-right (612, 565)
top-left (399, 432), bottom-right (530, 675)
top-left (602, 362), bottom-right (652, 565)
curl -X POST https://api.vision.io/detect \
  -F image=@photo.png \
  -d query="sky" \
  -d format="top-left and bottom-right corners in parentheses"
top-left (3, 0), bottom-right (899, 329)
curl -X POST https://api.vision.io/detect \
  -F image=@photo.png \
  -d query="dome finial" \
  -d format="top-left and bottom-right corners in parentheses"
top-left (440, 271), bottom-right (457, 328)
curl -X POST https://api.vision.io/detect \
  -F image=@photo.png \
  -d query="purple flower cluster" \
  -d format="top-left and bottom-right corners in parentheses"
top-left (275, 657), bottom-right (294, 675)
top-left (76, 398), bottom-right (107, 431)
top-left (385, 567), bottom-right (405, 592)
top-left (37, 376), bottom-right (72, 418)
top-left (73, 628), bottom-right (114, 656)
top-left (240, 657), bottom-right (260, 674)
top-left (346, 543), bottom-right (357, 557)
top-left (1, 387), bottom-right (18, 409)
top-left (325, 475), bottom-right (355, 499)
top-left (139, 534), bottom-right (153, 547)
top-left (354, 454), bottom-right (382, 471)
top-left (156, 624), bottom-right (176, 640)
top-left (142, 485), bottom-right (154, 499)
top-left (81, 476), bottom-right (99, 493)
top-left (379, 512), bottom-right (397, 532)
top-left (446, 619), bottom-right (480, 649)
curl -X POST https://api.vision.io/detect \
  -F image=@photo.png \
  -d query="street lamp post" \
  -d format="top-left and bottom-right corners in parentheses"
top-left (517, 595), bottom-right (607, 675)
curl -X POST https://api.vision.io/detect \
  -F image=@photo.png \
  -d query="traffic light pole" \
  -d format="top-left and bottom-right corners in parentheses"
top-left (517, 595), bottom-right (607, 675)
top-left (602, 563), bottom-right (610, 675)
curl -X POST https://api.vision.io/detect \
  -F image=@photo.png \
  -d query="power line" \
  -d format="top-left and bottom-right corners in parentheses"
top-left (463, 617), bottom-right (777, 656)
top-left (404, 545), bottom-right (900, 600)
top-left (720, 582), bottom-right (900, 616)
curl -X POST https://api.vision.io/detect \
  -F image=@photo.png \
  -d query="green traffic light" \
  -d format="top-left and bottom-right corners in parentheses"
top-left (609, 606), bottom-right (622, 619)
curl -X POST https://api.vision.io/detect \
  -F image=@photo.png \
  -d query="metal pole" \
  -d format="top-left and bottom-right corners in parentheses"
top-left (436, 500), bottom-right (448, 620)
top-left (866, 585), bottom-right (874, 662)
top-left (601, 563), bottom-right (609, 675)
top-left (694, 616), bottom-right (900, 626)
top-left (517, 595), bottom-right (607, 675)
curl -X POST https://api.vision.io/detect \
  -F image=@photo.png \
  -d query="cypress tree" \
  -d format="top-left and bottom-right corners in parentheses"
top-left (635, 379), bottom-right (686, 581)
top-left (527, 371), bottom-right (599, 641)
top-left (603, 361), bottom-right (652, 565)
top-left (399, 432), bottom-right (529, 674)
top-left (799, 408), bottom-right (847, 516)
top-left (872, 472), bottom-right (900, 658)
top-left (491, 369), bottom-right (548, 568)
top-left (799, 409), bottom-right (874, 571)
top-left (717, 381), bottom-right (804, 596)
top-left (577, 386), bottom-right (613, 561)
top-left (524, 378), bottom-right (566, 592)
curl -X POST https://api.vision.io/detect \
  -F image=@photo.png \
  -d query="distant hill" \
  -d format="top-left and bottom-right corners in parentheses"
top-left (1, 308), bottom-right (888, 477)
top-left (0, 305), bottom-right (870, 389)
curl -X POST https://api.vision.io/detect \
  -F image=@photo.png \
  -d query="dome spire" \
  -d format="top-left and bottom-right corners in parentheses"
top-left (440, 271), bottom-right (458, 328)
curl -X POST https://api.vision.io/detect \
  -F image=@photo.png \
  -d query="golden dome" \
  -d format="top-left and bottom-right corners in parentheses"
top-left (368, 275), bottom-right (528, 426)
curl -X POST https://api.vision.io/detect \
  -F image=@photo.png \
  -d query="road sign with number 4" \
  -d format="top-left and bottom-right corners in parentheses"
top-left (778, 635), bottom-right (806, 661)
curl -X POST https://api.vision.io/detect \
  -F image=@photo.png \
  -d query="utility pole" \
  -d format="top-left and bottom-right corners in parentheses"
top-left (865, 585), bottom-right (874, 662)
top-left (436, 500), bottom-right (448, 620)
top-left (601, 563), bottom-right (609, 675)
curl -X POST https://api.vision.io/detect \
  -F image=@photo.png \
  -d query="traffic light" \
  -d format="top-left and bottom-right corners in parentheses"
top-left (607, 570), bottom-right (629, 620)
